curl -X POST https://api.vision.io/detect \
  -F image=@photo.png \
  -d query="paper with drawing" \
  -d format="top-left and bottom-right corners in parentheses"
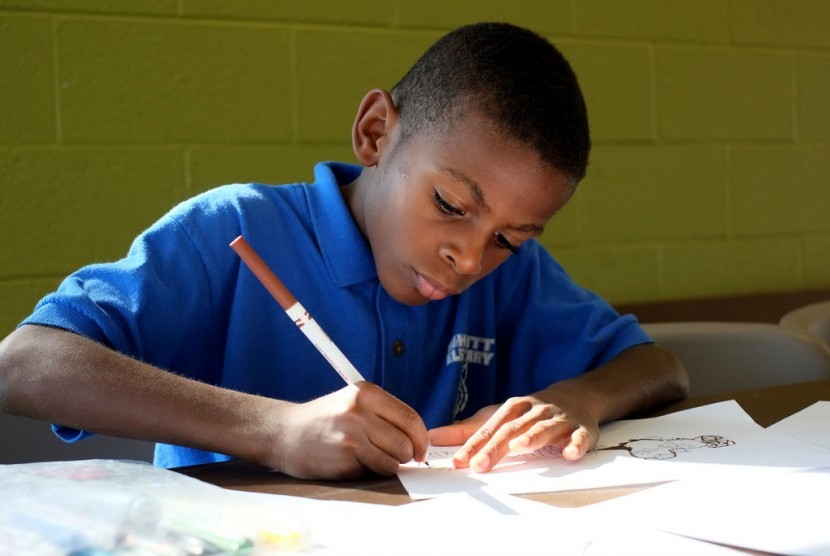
top-left (398, 400), bottom-right (830, 499)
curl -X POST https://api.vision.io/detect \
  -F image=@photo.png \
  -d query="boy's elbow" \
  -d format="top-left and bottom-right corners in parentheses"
top-left (0, 329), bottom-right (21, 413)
top-left (652, 343), bottom-right (691, 400)
top-left (0, 325), bottom-right (50, 415)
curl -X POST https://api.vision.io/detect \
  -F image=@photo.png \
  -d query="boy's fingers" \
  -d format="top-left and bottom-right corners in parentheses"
top-left (428, 422), bottom-right (475, 446)
top-left (457, 401), bottom-right (590, 472)
top-left (467, 416), bottom-right (536, 472)
top-left (453, 401), bottom-right (531, 470)
top-left (561, 427), bottom-right (593, 461)
top-left (450, 419), bottom-right (502, 469)
top-left (366, 422), bottom-right (422, 467)
top-left (357, 441), bottom-right (410, 476)
top-left (360, 382), bottom-right (429, 462)
top-left (387, 406), bottom-right (430, 462)
top-left (508, 416), bottom-right (572, 453)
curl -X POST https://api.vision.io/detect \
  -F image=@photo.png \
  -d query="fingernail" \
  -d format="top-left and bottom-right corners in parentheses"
top-left (471, 453), bottom-right (490, 471)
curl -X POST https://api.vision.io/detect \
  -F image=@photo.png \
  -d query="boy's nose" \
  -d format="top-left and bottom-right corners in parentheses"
top-left (442, 240), bottom-right (484, 275)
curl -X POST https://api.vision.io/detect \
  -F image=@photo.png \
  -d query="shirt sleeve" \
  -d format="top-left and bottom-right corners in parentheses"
top-left (23, 216), bottom-right (222, 369)
top-left (20, 195), bottom-right (241, 443)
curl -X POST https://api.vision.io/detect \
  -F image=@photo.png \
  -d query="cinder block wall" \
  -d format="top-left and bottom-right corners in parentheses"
top-left (2, 0), bottom-right (830, 336)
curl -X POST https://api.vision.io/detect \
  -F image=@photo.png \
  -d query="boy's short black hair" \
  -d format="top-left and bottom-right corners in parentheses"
top-left (391, 22), bottom-right (590, 184)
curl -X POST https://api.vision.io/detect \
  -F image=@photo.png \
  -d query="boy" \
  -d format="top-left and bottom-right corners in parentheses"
top-left (0, 23), bottom-right (687, 480)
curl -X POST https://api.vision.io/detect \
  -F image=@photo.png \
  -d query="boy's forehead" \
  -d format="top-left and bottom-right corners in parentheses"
top-left (415, 107), bottom-right (549, 170)
top-left (395, 108), bottom-right (573, 201)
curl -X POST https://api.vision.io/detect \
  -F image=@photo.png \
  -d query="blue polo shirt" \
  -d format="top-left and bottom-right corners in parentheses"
top-left (23, 162), bottom-right (651, 468)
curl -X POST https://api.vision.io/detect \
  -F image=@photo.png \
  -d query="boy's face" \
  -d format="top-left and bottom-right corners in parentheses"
top-left (352, 111), bottom-right (573, 306)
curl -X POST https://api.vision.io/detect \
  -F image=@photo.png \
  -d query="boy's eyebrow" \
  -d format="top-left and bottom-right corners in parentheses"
top-left (439, 166), bottom-right (546, 234)
top-left (511, 222), bottom-right (545, 234)
top-left (440, 167), bottom-right (488, 210)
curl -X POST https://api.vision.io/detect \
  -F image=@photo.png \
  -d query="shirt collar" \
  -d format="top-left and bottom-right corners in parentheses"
top-left (308, 161), bottom-right (378, 288)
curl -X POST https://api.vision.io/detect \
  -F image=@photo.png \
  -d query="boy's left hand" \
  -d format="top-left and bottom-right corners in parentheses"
top-left (428, 344), bottom-right (689, 473)
top-left (428, 392), bottom-right (598, 473)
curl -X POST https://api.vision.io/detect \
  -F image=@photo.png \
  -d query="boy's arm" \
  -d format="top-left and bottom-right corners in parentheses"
top-left (0, 324), bottom-right (427, 479)
top-left (429, 343), bottom-right (689, 472)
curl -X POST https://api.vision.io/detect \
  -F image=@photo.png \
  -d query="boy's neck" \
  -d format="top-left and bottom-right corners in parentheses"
top-left (339, 170), bottom-right (370, 239)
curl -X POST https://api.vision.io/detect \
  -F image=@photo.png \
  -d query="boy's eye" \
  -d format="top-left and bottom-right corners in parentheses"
top-left (494, 231), bottom-right (519, 254)
top-left (433, 191), bottom-right (465, 216)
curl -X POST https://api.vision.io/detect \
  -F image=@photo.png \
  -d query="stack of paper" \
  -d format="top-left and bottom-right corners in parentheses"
top-left (392, 400), bottom-right (830, 556)
top-left (3, 401), bottom-right (827, 555)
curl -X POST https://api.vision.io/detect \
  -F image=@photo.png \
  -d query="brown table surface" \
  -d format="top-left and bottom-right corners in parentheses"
top-left (177, 378), bottom-right (830, 508)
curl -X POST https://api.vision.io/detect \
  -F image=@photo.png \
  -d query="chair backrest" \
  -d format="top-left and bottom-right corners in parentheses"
top-left (780, 300), bottom-right (830, 347)
top-left (0, 413), bottom-right (155, 464)
top-left (642, 321), bottom-right (830, 397)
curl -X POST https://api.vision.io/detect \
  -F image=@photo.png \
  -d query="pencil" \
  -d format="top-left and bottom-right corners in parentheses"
top-left (230, 235), bottom-right (365, 384)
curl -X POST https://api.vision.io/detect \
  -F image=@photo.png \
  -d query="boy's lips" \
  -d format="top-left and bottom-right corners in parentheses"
top-left (415, 272), bottom-right (455, 301)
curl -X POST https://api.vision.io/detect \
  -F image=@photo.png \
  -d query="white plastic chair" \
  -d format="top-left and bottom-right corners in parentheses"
top-left (780, 300), bottom-right (830, 347)
top-left (0, 413), bottom-right (155, 464)
top-left (642, 321), bottom-right (830, 397)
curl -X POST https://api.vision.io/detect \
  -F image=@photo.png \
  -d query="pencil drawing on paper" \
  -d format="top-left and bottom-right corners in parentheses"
top-left (420, 435), bottom-right (735, 470)
top-left (426, 444), bottom-right (562, 462)
top-left (421, 444), bottom-right (564, 471)
top-left (595, 435), bottom-right (735, 460)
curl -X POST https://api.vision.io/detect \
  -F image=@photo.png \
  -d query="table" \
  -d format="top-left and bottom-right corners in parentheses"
top-left (177, 378), bottom-right (830, 508)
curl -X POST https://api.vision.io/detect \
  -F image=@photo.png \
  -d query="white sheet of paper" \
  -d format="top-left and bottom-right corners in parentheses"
top-left (386, 490), bottom-right (745, 556)
top-left (766, 400), bottom-right (830, 449)
top-left (224, 486), bottom-right (589, 555)
top-left (398, 401), bottom-right (830, 499)
top-left (228, 486), bottom-right (743, 556)
top-left (580, 466), bottom-right (830, 556)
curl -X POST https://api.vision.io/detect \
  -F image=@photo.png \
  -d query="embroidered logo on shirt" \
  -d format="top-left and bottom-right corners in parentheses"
top-left (446, 334), bottom-right (496, 417)
top-left (446, 334), bottom-right (496, 365)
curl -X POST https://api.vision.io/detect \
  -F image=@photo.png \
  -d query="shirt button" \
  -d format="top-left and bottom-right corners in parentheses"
top-left (392, 340), bottom-right (405, 356)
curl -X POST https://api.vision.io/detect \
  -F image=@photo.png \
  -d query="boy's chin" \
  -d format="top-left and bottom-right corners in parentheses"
top-left (388, 289), bottom-right (437, 307)
top-left (380, 281), bottom-right (440, 307)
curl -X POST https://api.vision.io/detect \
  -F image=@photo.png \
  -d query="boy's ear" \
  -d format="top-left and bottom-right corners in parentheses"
top-left (351, 89), bottom-right (399, 167)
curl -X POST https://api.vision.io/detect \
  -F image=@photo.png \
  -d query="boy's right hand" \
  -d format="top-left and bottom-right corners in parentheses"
top-left (263, 382), bottom-right (428, 480)
top-left (0, 325), bottom-right (426, 481)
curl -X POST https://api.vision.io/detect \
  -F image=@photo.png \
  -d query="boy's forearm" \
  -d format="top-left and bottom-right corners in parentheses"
top-left (537, 343), bottom-right (689, 425)
top-left (0, 324), bottom-right (279, 465)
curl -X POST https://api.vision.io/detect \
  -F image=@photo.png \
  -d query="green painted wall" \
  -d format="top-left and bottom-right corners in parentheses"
top-left (2, 0), bottom-right (830, 335)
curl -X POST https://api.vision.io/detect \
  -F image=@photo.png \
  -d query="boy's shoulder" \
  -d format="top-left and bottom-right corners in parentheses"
top-left (147, 164), bottom-right (356, 253)
top-left (187, 180), bottom-right (308, 209)
top-left (170, 162), bottom-right (356, 221)
top-left (160, 181), bottom-right (311, 229)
